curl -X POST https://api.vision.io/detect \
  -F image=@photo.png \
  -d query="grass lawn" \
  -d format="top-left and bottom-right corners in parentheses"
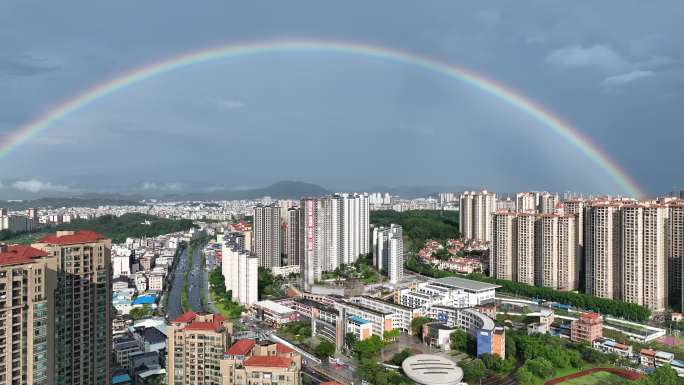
top-left (209, 291), bottom-right (242, 319)
top-left (557, 371), bottom-right (629, 385)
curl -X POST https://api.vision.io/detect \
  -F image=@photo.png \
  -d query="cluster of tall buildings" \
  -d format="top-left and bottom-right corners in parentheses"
top-left (373, 224), bottom-right (404, 284)
top-left (462, 188), bottom-right (684, 312)
top-left (221, 232), bottom-right (259, 305)
top-left (459, 190), bottom-right (497, 243)
top-left (0, 230), bottom-right (111, 384)
top-left (0, 207), bottom-right (39, 233)
top-left (298, 193), bottom-right (370, 290)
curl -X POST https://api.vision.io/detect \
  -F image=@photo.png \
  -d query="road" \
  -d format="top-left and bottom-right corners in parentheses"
top-left (186, 245), bottom-right (205, 313)
top-left (167, 243), bottom-right (208, 320)
top-left (166, 247), bottom-right (187, 320)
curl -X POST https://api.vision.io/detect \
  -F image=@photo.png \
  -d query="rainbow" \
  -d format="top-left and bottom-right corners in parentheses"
top-left (0, 38), bottom-right (645, 198)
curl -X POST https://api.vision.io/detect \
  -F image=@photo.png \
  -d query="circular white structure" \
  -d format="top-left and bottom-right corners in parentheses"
top-left (401, 354), bottom-right (464, 385)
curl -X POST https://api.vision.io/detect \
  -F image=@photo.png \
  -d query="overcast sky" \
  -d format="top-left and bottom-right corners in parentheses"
top-left (0, 1), bottom-right (682, 197)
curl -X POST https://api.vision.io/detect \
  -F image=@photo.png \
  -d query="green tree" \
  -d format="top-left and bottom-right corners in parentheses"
top-left (129, 304), bottom-right (153, 320)
top-left (390, 349), bottom-right (413, 366)
top-left (515, 367), bottom-right (540, 385)
top-left (635, 364), bottom-right (682, 385)
top-left (505, 335), bottom-right (517, 359)
top-left (524, 357), bottom-right (554, 378)
top-left (314, 340), bottom-right (336, 358)
top-left (410, 316), bottom-right (432, 337)
top-left (450, 329), bottom-right (469, 351)
top-left (352, 335), bottom-right (384, 360)
top-left (344, 333), bottom-right (358, 349)
top-left (383, 329), bottom-right (401, 341)
top-left (462, 359), bottom-right (487, 385)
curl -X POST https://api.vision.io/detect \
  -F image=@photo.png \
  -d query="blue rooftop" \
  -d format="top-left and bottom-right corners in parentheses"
top-left (112, 373), bottom-right (131, 384)
top-left (348, 315), bottom-right (369, 325)
top-left (132, 295), bottom-right (156, 305)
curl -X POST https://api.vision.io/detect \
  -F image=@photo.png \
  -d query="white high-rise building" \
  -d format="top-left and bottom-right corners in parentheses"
top-left (491, 211), bottom-right (578, 291)
top-left (516, 213), bottom-right (536, 285)
top-left (538, 192), bottom-right (559, 214)
top-left (516, 192), bottom-right (537, 212)
top-left (221, 232), bottom-right (258, 304)
top-left (585, 202), bottom-right (622, 299)
top-left (373, 224), bottom-right (403, 284)
top-left (301, 197), bottom-right (321, 291)
top-left (490, 211), bottom-right (516, 281)
top-left (620, 204), bottom-right (668, 311)
top-left (300, 193), bottom-right (370, 291)
top-left (534, 213), bottom-right (578, 290)
top-left (460, 190), bottom-right (497, 243)
top-left (237, 253), bottom-right (259, 305)
top-left (459, 192), bottom-right (474, 240)
top-left (562, 198), bottom-right (587, 272)
top-left (666, 202), bottom-right (684, 307)
top-left (557, 214), bottom-right (579, 291)
top-left (254, 204), bottom-right (282, 268)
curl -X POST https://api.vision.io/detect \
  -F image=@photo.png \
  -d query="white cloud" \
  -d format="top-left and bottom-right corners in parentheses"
top-left (210, 98), bottom-right (246, 110)
top-left (545, 44), bottom-right (629, 71)
top-left (601, 70), bottom-right (654, 86)
top-left (141, 181), bottom-right (185, 191)
top-left (11, 179), bottom-right (71, 193)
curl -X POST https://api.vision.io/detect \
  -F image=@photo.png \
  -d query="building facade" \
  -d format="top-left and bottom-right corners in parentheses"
top-left (254, 204), bottom-right (282, 268)
top-left (167, 312), bottom-right (233, 385)
top-left (32, 230), bottom-right (112, 385)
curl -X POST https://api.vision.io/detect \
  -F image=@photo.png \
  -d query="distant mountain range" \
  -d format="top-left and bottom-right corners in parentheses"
top-left (167, 181), bottom-right (330, 201)
top-left (0, 180), bottom-right (476, 209)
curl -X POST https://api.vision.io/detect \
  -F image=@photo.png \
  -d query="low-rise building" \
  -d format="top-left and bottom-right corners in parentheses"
top-left (570, 313), bottom-right (602, 343)
top-left (593, 337), bottom-right (633, 357)
top-left (254, 300), bottom-right (298, 325)
top-left (351, 296), bottom-right (420, 333)
top-left (346, 315), bottom-right (373, 341)
top-left (640, 348), bottom-right (674, 369)
top-left (220, 339), bottom-right (301, 385)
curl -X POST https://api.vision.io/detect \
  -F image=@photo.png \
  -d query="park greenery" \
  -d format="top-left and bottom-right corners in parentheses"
top-left (258, 267), bottom-right (287, 300)
top-left (390, 348), bottom-right (413, 366)
top-left (410, 316), bottom-right (433, 337)
top-left (631, 364), bottom-right (684, 385)
top-left (278, 321), bottom-right (311, 344)
top-left (314, 340), bottom-right (336, 358)
top-left (321, 255), bottom-right (382, 284)
top-left (406, 255), bottom-right (651, 321)
top-left (0, 213), bottom-right (194, 244)
top-left (370, 209), bottom-right (459, 252)
top-left (129, 304), bottom-right (154, 321)
top-left (349, 334), bottom-right (415, 385)
top-left (181, 246), bottom-right (193, 312)
top-left (208, 266), bottom-right (243, 318)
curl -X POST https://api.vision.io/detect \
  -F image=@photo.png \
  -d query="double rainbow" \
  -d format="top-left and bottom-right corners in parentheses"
top-left (0, 39), bottom-right (645, 198)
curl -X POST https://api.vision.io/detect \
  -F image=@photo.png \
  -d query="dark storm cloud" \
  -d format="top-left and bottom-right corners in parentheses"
top-left (0, 0), bottom-right (682, 196)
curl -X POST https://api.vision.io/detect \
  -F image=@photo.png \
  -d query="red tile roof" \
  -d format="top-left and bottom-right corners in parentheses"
top-left (320, 382), bottom-right (343, 385)
top-left (172, 311), bottom-right (198, 323)
top-left (185, 321), bottom-right (223, 332)
top-left (38, 230), bottom-right (106, 245)
top-left (226, 339), bottom-right (255, 356)
top-left (0, 245), bottom-right (47, 266)
top-left (276, 343), bottom-right (294, 354)
top-left (244, 356), bottom-right (292, 368)
top-left (581, 312), bottom-right (600, 320)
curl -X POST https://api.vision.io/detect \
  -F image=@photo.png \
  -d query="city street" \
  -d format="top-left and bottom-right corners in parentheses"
top-left (166, 248), bottom-right (187, 320)
top-left (167, 243), bottom-right (208, 320)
